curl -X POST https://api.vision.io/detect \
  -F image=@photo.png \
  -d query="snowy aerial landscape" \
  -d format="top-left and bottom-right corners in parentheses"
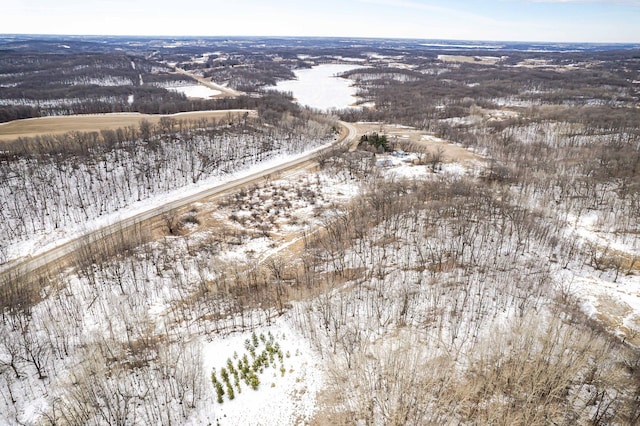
top-left (1, 34), bottom-right (640, 425)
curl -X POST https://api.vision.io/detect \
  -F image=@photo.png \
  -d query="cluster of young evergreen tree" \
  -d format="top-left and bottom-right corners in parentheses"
top-left (210, 332), bottom-right (286, 404)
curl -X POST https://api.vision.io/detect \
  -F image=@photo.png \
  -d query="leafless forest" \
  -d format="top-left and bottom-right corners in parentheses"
top-left (1, 36), bottom-right (640, 425)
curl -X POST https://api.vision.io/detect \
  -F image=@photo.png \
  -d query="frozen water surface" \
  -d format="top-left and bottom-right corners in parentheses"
top-left (269, 64), bottom-right (362, 110)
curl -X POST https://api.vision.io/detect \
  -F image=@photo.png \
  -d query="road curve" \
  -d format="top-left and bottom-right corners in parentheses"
top-left (1, 120), bottom-right (358, 281)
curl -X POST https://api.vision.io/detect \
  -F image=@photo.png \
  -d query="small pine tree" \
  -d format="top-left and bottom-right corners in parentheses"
top-left (227, 359), bottom-right (236, 375)
top-left (252, 356), bottom-right (262, 373)
top-left (221, 367), bottom-right (233, 397)
top-left (226, 381), bottom-right (235, 400)
top-left (264, 352), bottom-right (270, 368)
top-left (238, 359), bottom-right (248, 382)
top-left (215, 382), bottom-right (225, 404)
top-left (249, 372), bottom-right (260, 390)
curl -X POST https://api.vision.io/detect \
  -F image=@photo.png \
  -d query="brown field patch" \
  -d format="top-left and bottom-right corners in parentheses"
top-left (437, 54), bottom-right (502, 65)
top-left (0, 110), bottom-right (255, 143)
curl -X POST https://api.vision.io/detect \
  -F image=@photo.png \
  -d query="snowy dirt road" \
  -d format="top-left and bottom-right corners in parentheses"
top-left (0, 120), bottom-right (357, 283)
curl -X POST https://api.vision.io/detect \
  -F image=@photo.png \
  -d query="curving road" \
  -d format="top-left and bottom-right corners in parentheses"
top-left (0, 120), bottom-right (357, 282)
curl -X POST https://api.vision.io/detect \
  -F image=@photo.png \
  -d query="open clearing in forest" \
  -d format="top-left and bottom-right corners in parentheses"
top-left (354, 122), bottom-right (482, 165)
top-left (0, 110), bottom-right (255, 142)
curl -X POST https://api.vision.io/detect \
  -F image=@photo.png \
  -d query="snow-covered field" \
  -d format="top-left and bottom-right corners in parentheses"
top-left (168, 84), bottom-right (222, 99)
top-left (268, 64), bottom-right (362, 110)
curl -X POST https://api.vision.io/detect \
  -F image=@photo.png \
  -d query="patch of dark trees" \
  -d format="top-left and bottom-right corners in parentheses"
top-left (0, 52), bottom-right (199, 122)
top-left (203, 62), bottom-right (297, 92)
top-left (359, 132), bottom-right (390, 152)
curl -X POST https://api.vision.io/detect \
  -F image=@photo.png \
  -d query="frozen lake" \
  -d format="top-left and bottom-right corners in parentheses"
top-left (269, 64), bottom-right (362, 110)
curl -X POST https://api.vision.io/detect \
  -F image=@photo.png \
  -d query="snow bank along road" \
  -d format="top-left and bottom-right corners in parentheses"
top-left (0, 120), bottom-right (357, 283)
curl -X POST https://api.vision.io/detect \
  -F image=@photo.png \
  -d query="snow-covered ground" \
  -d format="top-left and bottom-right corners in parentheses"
top-left (569, 271), bottom-right (640, 343)
top-left (562, 212), bottom-right (640, 343)
top-left (268, 64), bottom-right (362, 110)
top-left (568, 212), bottom-right (640, 258)
top-left (214, 170), bottom-right (361, 265)
top-left (168, 84), bottom-right (222, 99)
top-left (380, 158), bottom-right (470, 182)
top-left (190, 318), bottom-right (324, 425)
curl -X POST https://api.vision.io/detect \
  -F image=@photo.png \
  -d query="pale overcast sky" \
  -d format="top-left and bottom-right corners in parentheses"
top-left (3, 0), bottom-right (640, 43)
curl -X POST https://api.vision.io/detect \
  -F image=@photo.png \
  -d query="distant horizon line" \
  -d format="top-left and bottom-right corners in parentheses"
top-left (1, 33), bottom-right (640, 46)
